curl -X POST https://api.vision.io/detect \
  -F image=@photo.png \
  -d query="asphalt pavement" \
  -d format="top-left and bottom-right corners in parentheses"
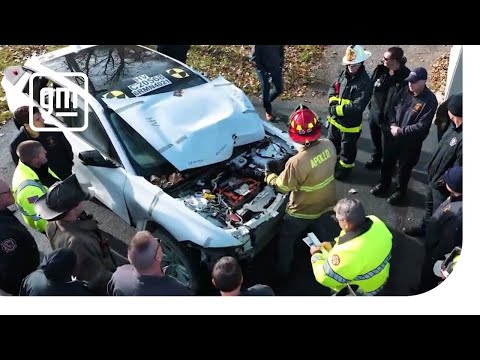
top-left (0, 97), bottom-right (438, 296)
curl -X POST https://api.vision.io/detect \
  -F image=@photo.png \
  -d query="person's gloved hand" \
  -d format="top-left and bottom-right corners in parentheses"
top-left (265, 159), bottom-right (282, 174)
top-left (264, 160), bottom-right (274, 174)
top-left (329, 105), bottom-right (338, 117)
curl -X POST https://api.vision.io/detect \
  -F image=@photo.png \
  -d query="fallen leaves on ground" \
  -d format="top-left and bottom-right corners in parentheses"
top-left (0, 45), bottom-right (63, 123)
top-left (188, 45), bottom-right (327, 100)
top-left (429, 53), bottom-right (449, 94)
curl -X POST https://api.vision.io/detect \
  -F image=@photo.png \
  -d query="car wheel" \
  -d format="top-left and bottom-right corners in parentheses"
top-left (153, 229), bottom-right (201, 294)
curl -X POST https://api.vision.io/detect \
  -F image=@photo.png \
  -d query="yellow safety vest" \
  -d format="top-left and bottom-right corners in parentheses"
top-left (311, 215), bottom-right (392, 295)
top-left (11, 161), bottom-right (60, 233)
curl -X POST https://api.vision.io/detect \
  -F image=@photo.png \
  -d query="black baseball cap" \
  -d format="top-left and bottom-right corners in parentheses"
top-left (405, 67), bottom-right (428, 83)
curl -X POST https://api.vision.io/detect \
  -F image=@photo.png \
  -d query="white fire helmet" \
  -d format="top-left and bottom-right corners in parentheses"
top-left (342, 45), bottom-right (372, 65)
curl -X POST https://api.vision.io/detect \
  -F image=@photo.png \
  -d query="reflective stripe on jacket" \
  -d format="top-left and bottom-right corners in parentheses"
top-left (11, 161), bottom-right (59, 232)
top-left (311, 215), bottom-right (392, 295)
top-left (265, 139), bottom-right (337, 219)
top-left (327, 66), bottom-right (373, 132)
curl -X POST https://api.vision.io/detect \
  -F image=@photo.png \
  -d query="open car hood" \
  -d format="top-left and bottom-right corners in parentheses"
top-left (103, 77), bottom-right (265, 171)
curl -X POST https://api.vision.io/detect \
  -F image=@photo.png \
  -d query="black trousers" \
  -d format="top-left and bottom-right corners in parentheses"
top-left (275, 212), bottom-right (338, 279)
top-left (380, 135), bottom-right (423, 194)
top-left (327, 126), bottom-right (361, 166)
top-left (369, 119), bottom-right (383, 160)
top-left (256, 67), bottom-right (284, 115)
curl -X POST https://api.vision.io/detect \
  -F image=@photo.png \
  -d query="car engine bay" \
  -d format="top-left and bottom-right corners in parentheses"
top-left (150, 136), bottom-right (295, 229)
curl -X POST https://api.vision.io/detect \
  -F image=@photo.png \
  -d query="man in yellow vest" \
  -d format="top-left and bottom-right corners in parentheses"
top-left (11, 140), bottom-right (60, 233)
top-left (310, 198), bottom-right (392, 295)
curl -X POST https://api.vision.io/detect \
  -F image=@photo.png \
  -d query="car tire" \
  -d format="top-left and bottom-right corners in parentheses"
top-left (153, 228), bottom-right (202, 294)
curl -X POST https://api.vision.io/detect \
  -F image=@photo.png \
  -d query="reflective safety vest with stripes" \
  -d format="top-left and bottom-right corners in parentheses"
top-left (311, 215), bottom-right (392, 295)
top-left (327, 97), bottom-right (363, 133)
top-left (11, 161), bottom-right (60, 233)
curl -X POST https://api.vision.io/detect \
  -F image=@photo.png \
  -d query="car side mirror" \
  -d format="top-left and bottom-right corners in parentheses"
top-left (79, 150), bottom-right (119, 168)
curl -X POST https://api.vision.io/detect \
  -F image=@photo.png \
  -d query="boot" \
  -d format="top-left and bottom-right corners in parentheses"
top-left (365, 156), bottom-right (382, 170)
top-left (387, 191), bottom-right (406, 206)
top-left (334, 167), bottom-right (352, 181)
top-left (370, 183), bottom-right (390, 196)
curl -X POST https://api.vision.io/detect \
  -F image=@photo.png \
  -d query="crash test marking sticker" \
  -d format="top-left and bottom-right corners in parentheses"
top-left (103, 90), bottom-right (129, 99)
top-left (167, 68), bottom-right (189, 79)
top-left (331, 254), bottom-right (341, 266)
top-left (128, 74), bottom-right (172, 97)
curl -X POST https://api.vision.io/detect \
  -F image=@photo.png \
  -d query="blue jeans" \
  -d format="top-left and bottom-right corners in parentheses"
top-left (256, 67), bottom-right (284, 115)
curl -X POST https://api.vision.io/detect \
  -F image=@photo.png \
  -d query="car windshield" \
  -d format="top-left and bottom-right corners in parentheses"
top-left (42, 45), bottom-right (207, 98)
top-left (108, 111), bottom-right (176, 177)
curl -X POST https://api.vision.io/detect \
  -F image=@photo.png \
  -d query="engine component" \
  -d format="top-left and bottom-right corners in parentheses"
top-left (184, 195), bottom-right (209, 212)
top-left (243, 186), bottom-right (276, 213)
top-left (250, 142), bottom-right (289, 168)
top-left (231, 155), bottom-right (248, 168)
top-left (173, 136), bottom-right (291, 229)
top-left (151, 172), bottom-right (184, 189)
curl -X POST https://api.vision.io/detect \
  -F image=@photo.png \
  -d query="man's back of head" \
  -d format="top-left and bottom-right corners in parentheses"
top-left (128, 231), bottom-right (162, 274)
top-left (212, 256), bottom-right (243, 294)
top-left (0, 178), bottom-right (15, 209)
top-left (14, 106), bottom-right (37, 128)
top-left (16, 140), bottom-right (45, 167)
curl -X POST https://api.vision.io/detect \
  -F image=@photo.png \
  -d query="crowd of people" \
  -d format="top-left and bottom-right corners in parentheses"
top-left (0, 45), bottom-right (462, 297)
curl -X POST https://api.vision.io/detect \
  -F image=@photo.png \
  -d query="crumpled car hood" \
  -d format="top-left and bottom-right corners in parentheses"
top-left (103, 77), bottom-right (265, 171)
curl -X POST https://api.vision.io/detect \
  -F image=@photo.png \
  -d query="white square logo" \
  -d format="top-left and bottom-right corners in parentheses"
top-left (29, 72), bottom-right (89, 132)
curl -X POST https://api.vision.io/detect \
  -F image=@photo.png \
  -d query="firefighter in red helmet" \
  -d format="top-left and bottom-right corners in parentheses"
top-left (265, 105), bottom-right (339, 282)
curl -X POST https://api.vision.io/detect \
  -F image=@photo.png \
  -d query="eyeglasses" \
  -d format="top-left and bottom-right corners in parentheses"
top-left (384, 57), bottom-right (398, 62)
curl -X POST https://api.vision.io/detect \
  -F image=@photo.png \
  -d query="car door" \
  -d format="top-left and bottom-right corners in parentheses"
top-left (29, 75), bottom-right (133, 225)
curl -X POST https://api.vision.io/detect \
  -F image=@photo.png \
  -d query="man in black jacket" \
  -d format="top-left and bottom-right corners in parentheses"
top-left (366, 47), bottom-right (410, 169)
top-left (0, 178), bottom-right (40, 295)
top-left (327, 45), bottom-right (373, 180)
top-left (371, 67), bottom-right (438, 205)
top-left (156, 45), bottom-right (191, 64)
top-left (252, 45), bottom-right (285, 121)
top-left (404, 93), bottom-right (462, 237)
top-left (416, 166), bottom-right (462, 294)
top-left (20, 248), bottom-right (91, 296)
top-left (10, 106), bottom-right (74, 180)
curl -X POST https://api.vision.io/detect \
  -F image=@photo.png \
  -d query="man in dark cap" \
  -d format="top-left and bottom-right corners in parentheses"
top-left (416, 166), bottom-right (462, 294)
top-left (20, 248), bottom-right (91, 296)
top-left (404, 93), bottom-right (462, 237)
top-left (35, 175), bottom-right (117, 295)
top-left (371, 67), bottom-right (438, 205)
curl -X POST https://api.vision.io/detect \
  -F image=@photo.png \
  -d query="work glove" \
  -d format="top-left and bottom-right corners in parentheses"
top-left (265, 154), bottom-right (293, 174)
top-left (265, 159), bottom-right (283, 174)
top-left (329, 105), bottom-right (337, 117)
